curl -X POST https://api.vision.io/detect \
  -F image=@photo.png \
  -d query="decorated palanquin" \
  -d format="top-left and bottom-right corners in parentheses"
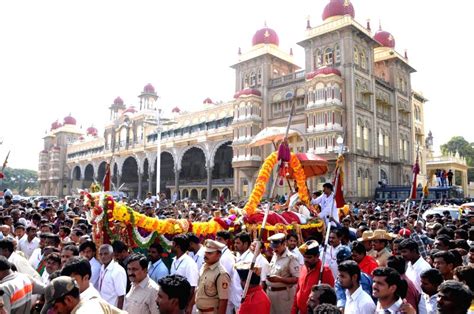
top-left (83, 152), bottom-right (325, 250)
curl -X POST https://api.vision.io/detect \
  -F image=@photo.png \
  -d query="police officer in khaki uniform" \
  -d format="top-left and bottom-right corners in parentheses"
top-left (266, 233), bottom-right (300, 314)
top-left (195, 239), bottom-right (231, 314)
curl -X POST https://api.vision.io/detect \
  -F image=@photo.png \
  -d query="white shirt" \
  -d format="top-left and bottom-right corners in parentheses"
top-left (290, 247), bottom-right (305, 266)
top-left (405, 256), bottom-right (431, 293)
top-left (315, 193), bottom-right (339, 226)
top-left (236, 249), bottom-right (269, 283)
top-left (28, 247), bottom-right (42, 269)
top-left (344, 286), bottom-right (376, 314)
top-left (418, 293), bottom-right (437, 314)
top-left (18, 237), bottom-right (40, 259)
top-left (89, 257), bottom-right (101, 290)
top-left (41, 269), bottom-right (51, 284)
top-left (9, 251), bottom-right (41, 281)
top-left (81, 285), bottom-right (102, 301)
top-left (188, 245), bottom-right (206, 271)
top-left (98, 260), bottom-right (127, 307)
top-left (376, 298), bottom-right (403, 314)
top-left (324, 244), bottom-right (341, 278)
top-left (170, 253), bottom-right (198, 287)
top-left (219, 247), bottom-right (241, 309)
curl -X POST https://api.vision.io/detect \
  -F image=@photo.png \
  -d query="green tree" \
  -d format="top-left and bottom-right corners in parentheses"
top-left (440, 136), bottom-right (474, 182)
top-left (0, 168), bottom-right (38, 195)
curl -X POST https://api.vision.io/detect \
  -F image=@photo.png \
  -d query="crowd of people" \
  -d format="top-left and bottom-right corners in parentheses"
top-left (0, 184), bottom-right (473, 314)
top-left (434, 169), bottom-right (454, 187)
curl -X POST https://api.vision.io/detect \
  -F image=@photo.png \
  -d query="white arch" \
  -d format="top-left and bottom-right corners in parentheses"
top-left (177, 144), bottom-right (208, 170)
top-left (209, 140), bottom-right (233, 169)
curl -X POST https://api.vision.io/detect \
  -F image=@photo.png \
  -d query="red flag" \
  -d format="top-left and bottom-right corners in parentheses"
top-left (103, 162), bottom-right (111, 192)
top-left (410, 154), bottom-right (420, 199)
top-left (333, 155), bottom-right (345, 208)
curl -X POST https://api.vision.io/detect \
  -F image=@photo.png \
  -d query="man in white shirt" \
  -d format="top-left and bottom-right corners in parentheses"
top-left (286, 233), bottom-right (304, 266)
top-left (399, 239), bottom-right (431, 293)
top-left (216, 230), bottom-right (239, 314)
top-left (79, 241), bottom-right (102, 290)
top-left (418, 268), bottom-right (443, 314)
top-left (314, 183), bottom-right (339, 227)
top-left (234, 232), bottom-right (269, 284)
top-left (338, 260), bottom-right (375, 314)
top-left (373, 267), bottom-right (416, 313)
top-left (187, 233), bottom-right (205, 271)
top-left (170, 234), bottom-right (198, 313)
top-left (0, 238), bottom-right (41, 281)
top-left (61, 256), bottom-right (101, 301)
top-left (98, 244), bottom-right (127, 309)
top-left (324, 229), bottom-right (343, 278)
top-left (18, 226), bottom-right (40, 259)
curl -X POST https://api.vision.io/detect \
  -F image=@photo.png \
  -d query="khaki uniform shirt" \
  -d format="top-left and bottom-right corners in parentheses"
top-left (266, 248), bottom-right (300, 288)
top-left (368, 247), bottom-right (391, 267)
top-left (195, 261), bottom-right (230, 310)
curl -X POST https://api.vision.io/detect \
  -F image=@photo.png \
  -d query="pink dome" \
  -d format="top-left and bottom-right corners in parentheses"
top-left (233, 88), bottom-right (262, 99)
top-left (252, 27), bottom-right (279, 46)
top-left (87, 126), bottom-right (98, 136)
top-left (51, 120), bottom-right (62, 130)
top-left (203, 97), bottom-right (213, 104)
top-left (78, 136), bottom-right (84, 141)
top-left (52, 145), bottom-right (61, 150)
top-left (306, 67), bottom-right (341, 80)
top-left (322, 0), bottom-right (355, 21)
top-left (63, 115), bottom-right (76, 125)
top-left (123, 106), bottom-right (137, 114)
top-left (143, 83), bottom-right (155, 93)
top-left (374, 29), bottom-right (396, 48)
top-left (40, 149), bottom-right (48, 154)
top-left (172, 106), bottom-right (181, 113)
top-left (113, 97), bottom-right (124, 105)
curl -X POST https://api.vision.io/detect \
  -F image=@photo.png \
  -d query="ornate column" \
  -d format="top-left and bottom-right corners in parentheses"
top-left (137, 171), bottom-right (142, 200)
top-left (206, 162), bottom-right (213, 202)
top-left (174, 166), bottom-right (180, 200)
top-left (148, 168), bottom-right (152, 194)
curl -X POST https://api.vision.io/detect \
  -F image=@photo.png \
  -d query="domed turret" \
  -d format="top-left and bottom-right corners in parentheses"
top-left (322, 0), bottom-right (355, 21)
top-left (86, 126), bottom-right (98, 136)
top-left (113, 97), bottom-right (124, 105)
top-left (123, 106), bottom-right (137, 115)
top-left (374, 26), bottom-right (396, 48)
top-left (203, 98), bottom-right (213, 105)
top-left (172, 106), bottom-right (181, 113)
top-left (306, 67), bottom-right (342, 80)
top-left (143, 83), bottom-right (155, 93)
top-left (63, 114), bottom-right (76, 125)
top-left (252, 26), bottom-right (279, 46)
top-left (233, 88), bottom-right (262, 99)
top-left (51, 120), bottom-right (62, 130)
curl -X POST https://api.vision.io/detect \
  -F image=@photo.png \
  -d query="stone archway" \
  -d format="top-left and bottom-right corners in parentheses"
top-left (122, 157), bottom-right (139, 198)
top-left (222, 188), bottom-right (231, 201)
top-left (201, 189), bottom-right (207, 201)
top-left (180, 147), bottom-right (206, 183)
top-left (212, 142), bottom-right (233, 180)
top-left (211, 188), bottom-right (220, 201)
top-left (83, 164), bottom-right (94, 189)
top-left (190, 189), bottom-right (198, 200)
top-left (97, 162), bottom-right (107, 183)
top-left (158, 152), bottom-right (175, 195)
top-left (71, 166), bottom-right (82, 191)
top-left (182, 189), bottom-right (189, 199)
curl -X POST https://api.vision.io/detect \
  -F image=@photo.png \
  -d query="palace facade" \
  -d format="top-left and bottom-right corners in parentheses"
top-left (38, 0), bottom-right (427, 201)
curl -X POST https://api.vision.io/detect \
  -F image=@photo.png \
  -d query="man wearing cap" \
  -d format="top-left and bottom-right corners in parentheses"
top-left (195, 239), bottom-right (230, 314)
top-left (42, 276), bottom-right (126, 313)
top-left (291, 240), bottom-right (334, 314)
top-left (266, 233), bottom-right (300, 314)
top-left (367, 230), bottom-right (393, 267)
top-left (235, 262), bottom-right (270, 314)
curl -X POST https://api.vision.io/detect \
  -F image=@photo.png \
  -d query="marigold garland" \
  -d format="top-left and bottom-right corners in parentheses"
top-left (243, 152), bottom-right (310, 216)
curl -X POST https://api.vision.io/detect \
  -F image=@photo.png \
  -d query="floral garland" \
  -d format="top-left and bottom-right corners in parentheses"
top-left (244, 220), bottom-right (324, 232)
top-left (127, 206), bottom-right (158, 249)
top-left (243, 152), bottom-right (310, 216)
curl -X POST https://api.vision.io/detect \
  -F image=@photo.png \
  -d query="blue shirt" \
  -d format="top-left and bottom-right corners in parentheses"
top-left (335, 271), bottom-right (374, 308)
top-left (148, 260), bottom-right (169, 284)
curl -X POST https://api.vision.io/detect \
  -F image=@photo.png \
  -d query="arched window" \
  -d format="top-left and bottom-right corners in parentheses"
top-left (380, 169), bottom-right (388, 184)
top-left (324, 48), bottom-right (333, 65)
top-left (378, 130), bottom-right (384, 156)
top-left (244, 74), bottom-right (249, 87)
top-left (335, 44), bottom-right (341, 64)
top-left (364, 124), bottom-right (370, 153)
top-left (250, 72), bottom-right (256, 86)
top-left (257, 69), bottom-right (262, 84)
top-left (357, 168), bottom-right (362, 196)
top-left (356, 119), bottom-right (363, 150)
top-left (384, 134), bottom-right (390, 157)
top-left (315, 49), bottom-right (323, 68)
top-left (355, 80), bottom-right (362, 103)
top-left (354, 47), bottom-right (359, 65)
top-left (360, 50), bottom-right (367, 69)
top-left (362, 83), bottom-right (370, 106)
top-left (364, 169), bottom-right (370, 197)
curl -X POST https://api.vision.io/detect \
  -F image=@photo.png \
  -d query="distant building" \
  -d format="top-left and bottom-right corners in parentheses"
top-left (39, 0), bottom-right (426, 201)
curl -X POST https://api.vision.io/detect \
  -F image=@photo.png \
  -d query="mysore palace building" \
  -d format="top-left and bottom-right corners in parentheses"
top-left (38, 0), bottom-right (432, 201)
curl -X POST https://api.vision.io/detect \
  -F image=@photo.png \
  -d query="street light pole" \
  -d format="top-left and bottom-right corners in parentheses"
top-left (156, 107), bottom-right (162, 198)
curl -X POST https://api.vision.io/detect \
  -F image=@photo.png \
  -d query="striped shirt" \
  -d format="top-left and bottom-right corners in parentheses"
top-left (0, 272), bottom-right (35, 314)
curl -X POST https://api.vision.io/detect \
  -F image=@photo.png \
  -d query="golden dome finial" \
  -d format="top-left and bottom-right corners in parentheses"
top-left (344, 0), bottom-right (350, 7)
top-left (379, 19), bottom-right (382, 31)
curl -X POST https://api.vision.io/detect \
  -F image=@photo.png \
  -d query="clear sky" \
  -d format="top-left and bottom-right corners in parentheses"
top-left (0, 0), bottom-right (472, 170)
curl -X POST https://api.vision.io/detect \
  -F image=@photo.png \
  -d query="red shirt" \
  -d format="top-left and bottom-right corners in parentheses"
top-left (358, 255), bottom-right (378, 277)
top-left (291, 261), bottom-right (335, 314)
top-left (238, 285), bottom-right (271, 314)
